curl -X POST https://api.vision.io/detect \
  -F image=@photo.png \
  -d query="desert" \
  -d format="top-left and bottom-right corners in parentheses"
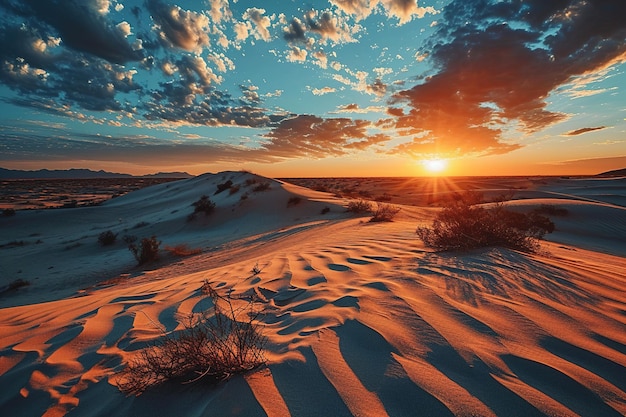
top-left (1, 171), bottom-right (625, 417)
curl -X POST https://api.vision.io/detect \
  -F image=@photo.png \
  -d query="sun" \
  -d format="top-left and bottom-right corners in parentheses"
top-left (422, 158), bottom-right (448, 174)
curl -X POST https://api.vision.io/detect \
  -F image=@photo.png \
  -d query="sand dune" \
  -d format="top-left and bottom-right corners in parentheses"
top-left (1, 173), bottom-right (625, 416)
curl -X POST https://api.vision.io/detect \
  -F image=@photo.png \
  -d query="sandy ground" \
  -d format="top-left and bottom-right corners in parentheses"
top-left (1, 172), bottom-right (625, 416)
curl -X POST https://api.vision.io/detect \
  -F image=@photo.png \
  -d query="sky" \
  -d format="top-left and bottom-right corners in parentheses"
top-left (0, 0), bottom-right (625, 177)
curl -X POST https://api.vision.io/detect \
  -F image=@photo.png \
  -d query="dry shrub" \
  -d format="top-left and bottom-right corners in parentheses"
top-left (252, 182), bottom-right (270, 192)
top-left (416, 195), bottom-right (553, 253)
top-left (164, 244), bottom-right (202, 257)
top-left (287, 196), bottom-right (302, 207)
top-left (98, 230), bottom-right (117, 246)
top-left (346, 199), bottom-right (372, 214)
top-left (370, 202), bottom-right (400, 222)
top-left (118, 281), bottom-right (266, 396)
top-left (215, 180), bottom-right (233, 195)
top-left (189, 195), bottom-right (216, 221)
top-left (128, 236), bottom-right (161, 265)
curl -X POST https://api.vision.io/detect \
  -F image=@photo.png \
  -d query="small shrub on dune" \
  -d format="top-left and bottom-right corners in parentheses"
top-left (118, 281), bottom-right (266, 395)
top-left (287, 196), bottom-right (302, 207)
top-left (0, 278), bottom-right (30, 295)
top-left (252, 182), bottom-right (270, 192)
top-left (215, 180), bottom-right (233, 195)
top-left (188, 195), bottom-right (216, 221)
top-left (416, 194), bottom-right (553, 253)
top-left (128, 236), bottom-right (161, 265)
top-left (165, 244), bottom-right (202, 257)
top-left (533, 204), bottom-right (569, 217)
top-left (370, 202), bottom-right (400, 222)
top-left (98, 230), bottom-right (118, 246)
top-left (229, 184), bottom-right (241, 195)
top-left (346, 199), bottom-right (372, 214)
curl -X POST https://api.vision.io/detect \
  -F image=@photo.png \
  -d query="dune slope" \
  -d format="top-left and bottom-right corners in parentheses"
top-left (0, 173), bottom-right (625, 417)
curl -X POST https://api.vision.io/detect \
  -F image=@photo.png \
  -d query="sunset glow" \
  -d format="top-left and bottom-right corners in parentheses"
top-left (423, 159), bottom-right (448, 174)
top-left (0, 1), bottom-right (624, 176)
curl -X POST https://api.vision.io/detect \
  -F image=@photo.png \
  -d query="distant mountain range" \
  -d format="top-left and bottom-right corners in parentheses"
top-left (596, 168), bottom-right (626, 177)
top-left (0, 168), bottom-right (193, 179)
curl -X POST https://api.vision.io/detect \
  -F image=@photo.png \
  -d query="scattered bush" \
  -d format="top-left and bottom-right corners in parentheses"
top-left (2, 208), bottom-right (16, 217)
top-left (0, 278), bottom-right (30, 295)
top-left (416, 195), bottom-right (554, 252)
top-left (287, 196), bottom-right (302, 207)
top-left (118, 281), bottom-right (266, 395)
top-left (370, 203), bottom-right (400, 222)
top-left (133, 221), bottom-right (150, 229)
top-left (189, 195), bottom-right (216, 221)
top-left (229, 184), bottom-right (241, 195)
top-left (215, 180), bottom-right (233, 195)
top-left (252, 182), bottom-right (271, 192)
top-left (346, 199), bottom-right (372, 214)
top-left (128, 236), bottom-right (161, 265)
top-left (533, 204), bottom-right (569, 217)
top-left (244, 178), bottom-right (258, 186)
top-left (165, 244), bottom-right (202, 257)
top-left (98, 230), bottom-right (118, 246)
top-left (240, 192), bottom-right (249, 201)
top-left (321, 206), bottom-right (330, 215)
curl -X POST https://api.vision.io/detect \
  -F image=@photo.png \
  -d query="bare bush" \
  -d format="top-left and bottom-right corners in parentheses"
top-left (416, 195), bottom-right (553, 252)
top-left (287, 196), bottom-right (302, 207)
top-left (164, 244), bottom-right (202, 257)
top-left (370, 202), bottom-right (400, 222)
top-left (346, 199), bottom-right (372, 214)
top-left (98, 230), bottom-right (118, 246)
top-left (252, 182), bottom-right (271, 192)
top-left (215, 180), bottom-right (233, 195)
top-left (118, 281), bottom-right (266, 395)
top-left (188, 195), bottom-right (216, 221)
top-left (128, 236), bottom-right (161, 265)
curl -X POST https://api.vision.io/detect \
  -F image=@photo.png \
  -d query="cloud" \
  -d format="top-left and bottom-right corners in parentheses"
top-left (0, 0), bottom-right (143, 64)
top-left (286, 47), bottom-right (308, 63)
top-left (379, 0), bottom-right (438, 25)
top-left (330, 0), bottom-right (437, 24)
top-left (312, 51), bottom-right (328, 68)
top-left (304, 10), bottom-right (356, 44)
top-left (563, 126), bottom-right (607, 136)
top-left (283, 18), bottom-right (307, 43)
top-left (242, 8), bottom-right (272, 41)
top-left (311, 87), bottom-right (336, 96)
top-left (366, 79), bottom-right (387, 97)
top-left (147, 0), bottom-right (211, 53)
top-left (389, 0), bottom-right (626, 158)
top-left (261, 115), bottom-right (386, 158)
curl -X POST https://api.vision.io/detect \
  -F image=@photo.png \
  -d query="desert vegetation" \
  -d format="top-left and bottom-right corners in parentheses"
top-left (188, 195), bottom-right (216, 221)
top-left (287, 196), bottom-right (302, 207)
top-left (118, 281), bottom-right (266, 395)
top-left (252, 182), bottom-right (271, 192)
top-left (164, 243), bottom-right (202, 257)
top-left (369, 202), bottom-right (401, 222)
top-left (346, 199), bottom-right (372, 214)
top-left (215, 180), bottom-right (233, 195)
top-left (127, 235), bottom-right (161, 265)
top-left (416, 193), bottom-right (554, 252)
top-left (98, 230), bottom-right (118, 246)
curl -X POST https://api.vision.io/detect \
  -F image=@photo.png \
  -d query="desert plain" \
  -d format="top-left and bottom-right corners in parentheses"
top-left (1, 171), bottom-right (625, 417)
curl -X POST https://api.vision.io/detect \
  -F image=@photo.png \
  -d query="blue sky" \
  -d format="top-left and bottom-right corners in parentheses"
top-left (1, 0), bottom-right (625, 176)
